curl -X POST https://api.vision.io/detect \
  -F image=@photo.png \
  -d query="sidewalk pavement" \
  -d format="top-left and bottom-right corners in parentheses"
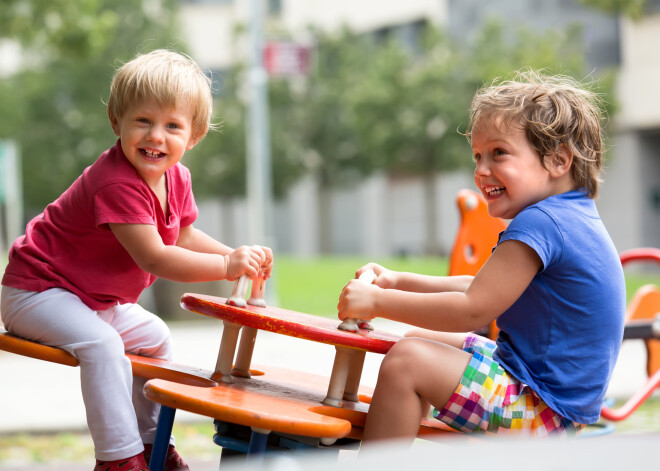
top-left (0, 317), bottom-right (652, 435)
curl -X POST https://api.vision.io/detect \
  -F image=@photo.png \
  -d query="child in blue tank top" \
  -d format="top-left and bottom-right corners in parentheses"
top-left (337, 70), bottom-right (625, 444)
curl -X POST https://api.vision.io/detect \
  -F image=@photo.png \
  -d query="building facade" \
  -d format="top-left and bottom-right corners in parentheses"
top-left (180, 0), bottom-right (660, 255)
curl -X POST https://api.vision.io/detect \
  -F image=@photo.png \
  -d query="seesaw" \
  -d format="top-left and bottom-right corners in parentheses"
top-left (181, 272), bottom-right (401, 409)
top-left (146, 275), bottom-right (451, 468)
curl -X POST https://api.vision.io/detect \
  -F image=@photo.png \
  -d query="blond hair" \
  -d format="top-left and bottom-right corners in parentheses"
top-left (467, 69), bottom-right (606, 198)
top-left (107, 49), bottom-right (213, 141)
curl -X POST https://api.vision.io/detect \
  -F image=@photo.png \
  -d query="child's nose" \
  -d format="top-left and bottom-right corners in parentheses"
top-left (147, 125), bottom-right (165, 142)
top-left (474, 159), bottom-right (490, 176)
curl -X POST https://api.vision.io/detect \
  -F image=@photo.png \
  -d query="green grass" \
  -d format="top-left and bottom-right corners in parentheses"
top-left (275, 255), bottom-right (449, 318)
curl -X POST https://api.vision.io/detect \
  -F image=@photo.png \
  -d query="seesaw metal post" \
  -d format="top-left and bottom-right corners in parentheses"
top-left (343, 349), bottom-right (366, 402)
top-left (232, 326), bottom-right (258, 378)
top-left (214, 321), bottom-right (241, 383)
top-left (220, 277), bottom-right (267, 380)
top-left (247, 427), bottom-right (271, 459)
top-left (323, 346), bottom-right (355, 407)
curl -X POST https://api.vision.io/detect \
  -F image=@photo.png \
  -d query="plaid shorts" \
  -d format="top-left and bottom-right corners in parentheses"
top-left (433, 334), bottom-right (584, 437)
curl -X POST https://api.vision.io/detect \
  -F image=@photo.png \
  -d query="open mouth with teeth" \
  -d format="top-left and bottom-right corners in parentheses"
top-left (140, 148), bottom-right (166, 160)
top-left (486, 186), bottom-right (506, 196)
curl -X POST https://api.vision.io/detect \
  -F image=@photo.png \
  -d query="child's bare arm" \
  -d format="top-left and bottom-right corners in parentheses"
top-left (176, 224), bottom-right (273, 279)
top-left (176, 224), bottom-right (274, 278)
top-left (109, 223), bottom-right (263, 282)
top-left (176, 224), bottom-right (234, 255)
top-left (338, 240), bottom-right (541, 332)
top-left (356, 263), bottom-right (473, 292)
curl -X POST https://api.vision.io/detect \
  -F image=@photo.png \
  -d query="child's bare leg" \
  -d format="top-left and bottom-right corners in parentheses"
top-left (404, 328), bottom-right (468, 349)
top-left (362, 337), bottom-right (471, 446)
top-left (401, 331), bottom-right (468, 419)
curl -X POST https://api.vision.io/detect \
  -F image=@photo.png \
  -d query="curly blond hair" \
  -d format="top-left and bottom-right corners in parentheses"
top-left (107, 49), bottom-right (214, 141)
top-left (467, 69), bottom-right (606, 198)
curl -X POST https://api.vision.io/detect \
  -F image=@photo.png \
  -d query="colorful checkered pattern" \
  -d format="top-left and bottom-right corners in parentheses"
top-left (433, 334), bottom-right (584, 437)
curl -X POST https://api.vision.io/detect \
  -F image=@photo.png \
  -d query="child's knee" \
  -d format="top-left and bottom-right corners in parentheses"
top-left (136, 316), bottom-right (173, 360)
top-left (74, 328), bottom-right (125, 362)
top-left (380, 338), bottom-right (425, 375)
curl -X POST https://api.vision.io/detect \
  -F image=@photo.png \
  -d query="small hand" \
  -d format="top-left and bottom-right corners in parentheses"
top-left (258, 245), bottom-right (274, 279)
top-left (337, 279), bottom-right (378, 321)
top-left (356, 263), bottom-right (396, 289)
top-left (225, 245), bottom-right (263, 280)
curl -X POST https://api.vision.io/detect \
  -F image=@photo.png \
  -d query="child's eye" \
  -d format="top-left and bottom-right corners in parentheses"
top-left (167, 123), bottom-right (181, 130)
top-left (493, 148), bottom-right (506, 156)
top-left (137, 117), bottom-right (150, 124)
top-left (472, 153), bottom-right (481, 163)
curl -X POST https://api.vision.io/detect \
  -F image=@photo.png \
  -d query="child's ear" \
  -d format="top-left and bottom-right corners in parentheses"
top-left (187, 135), bottom-right (202, 150)
top-left (547, 144), bottom-right (573, 178)
top-left (109, 114), bottom-right (121, 137)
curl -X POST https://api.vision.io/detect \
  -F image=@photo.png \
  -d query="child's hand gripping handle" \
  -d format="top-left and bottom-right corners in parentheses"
top-left (337, 269), bottom-right (377, 333)
top-left (226, 275), bottom-right (266, 308)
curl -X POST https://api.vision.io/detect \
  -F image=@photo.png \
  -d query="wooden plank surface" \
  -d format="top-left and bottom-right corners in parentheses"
top-left (144, 366), bottom-right (455, 440)
top-left (180, 293), bottom-right (402, 354)
top-left (0, 331), bottom-right (79, 367)
top-left (0, 330), bottom-right (216, 387)
top-left (145, 377), bottom-right (354, 439)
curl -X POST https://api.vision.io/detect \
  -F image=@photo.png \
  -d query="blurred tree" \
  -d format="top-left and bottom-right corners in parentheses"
top-left (183, 67), bottom-right (249, 199)
top-left (322, 22), bottom-right (602, 254)
top-left (0, 0), bottom-right (183, 215)
top-left (207, 20), bottom-right (611, 254)
top-left (274, 29), bottom-right (370, 252)
top-left (184, 60), bottom-right (310, 210)
top-left (579, 0), bottom-right (648, 19)
top-left (0, 0), bottom-right (119, 58)
top-left (346, 28), bottom-right (473, 254)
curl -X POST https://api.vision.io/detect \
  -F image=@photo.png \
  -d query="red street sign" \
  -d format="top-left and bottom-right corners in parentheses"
top-left (263, 42), bottom-right (311, 77)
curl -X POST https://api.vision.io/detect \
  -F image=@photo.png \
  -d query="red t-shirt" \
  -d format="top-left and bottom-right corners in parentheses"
top-left (2, 140), bottom-right (198, 310)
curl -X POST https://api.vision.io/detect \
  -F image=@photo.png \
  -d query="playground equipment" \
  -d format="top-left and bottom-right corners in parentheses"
top-left (2, 189), bottom-right (659, 468)
top-left (600, 248), bottom-right (660, 422)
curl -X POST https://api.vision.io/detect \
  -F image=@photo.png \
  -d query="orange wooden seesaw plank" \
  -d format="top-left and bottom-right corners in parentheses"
top-left (0, 329), bottom-right (215, 387)
top-left (0, 329), bottom-right (80, 367)
top-left (144, 378), bottom-right (353, 439)
top-left (247, 364), bottom-right (456, 436)
top-left (144, 373), bottom-right (456, 441)
top-left (180, 293), bottom-right (402, 355)
top-left (0, 328), bottom-right (459, 438)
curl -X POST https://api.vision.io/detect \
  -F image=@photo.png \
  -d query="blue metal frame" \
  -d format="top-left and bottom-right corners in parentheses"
top-left (151, 409), bottom-right (358, 466)
top-left (149, 406), bottom-right (176, 471)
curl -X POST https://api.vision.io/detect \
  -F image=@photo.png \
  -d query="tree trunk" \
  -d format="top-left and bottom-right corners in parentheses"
top-left (318, 169), bottom-right (333, 255)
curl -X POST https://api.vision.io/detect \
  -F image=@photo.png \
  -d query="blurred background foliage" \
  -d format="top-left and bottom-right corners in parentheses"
top-left (0, 0), bottom-right (617, 219)
top-left (0, 0), bottom-right (182, 214)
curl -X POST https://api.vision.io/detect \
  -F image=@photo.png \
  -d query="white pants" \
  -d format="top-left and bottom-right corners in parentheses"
top-left (1, 286), bottom-right (174, 461)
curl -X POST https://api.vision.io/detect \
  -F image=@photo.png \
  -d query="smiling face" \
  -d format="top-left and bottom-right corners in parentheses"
top-left (471, 116), bottom-right (574, 220)
top-left (110, 99), bottom-right (200, 188)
